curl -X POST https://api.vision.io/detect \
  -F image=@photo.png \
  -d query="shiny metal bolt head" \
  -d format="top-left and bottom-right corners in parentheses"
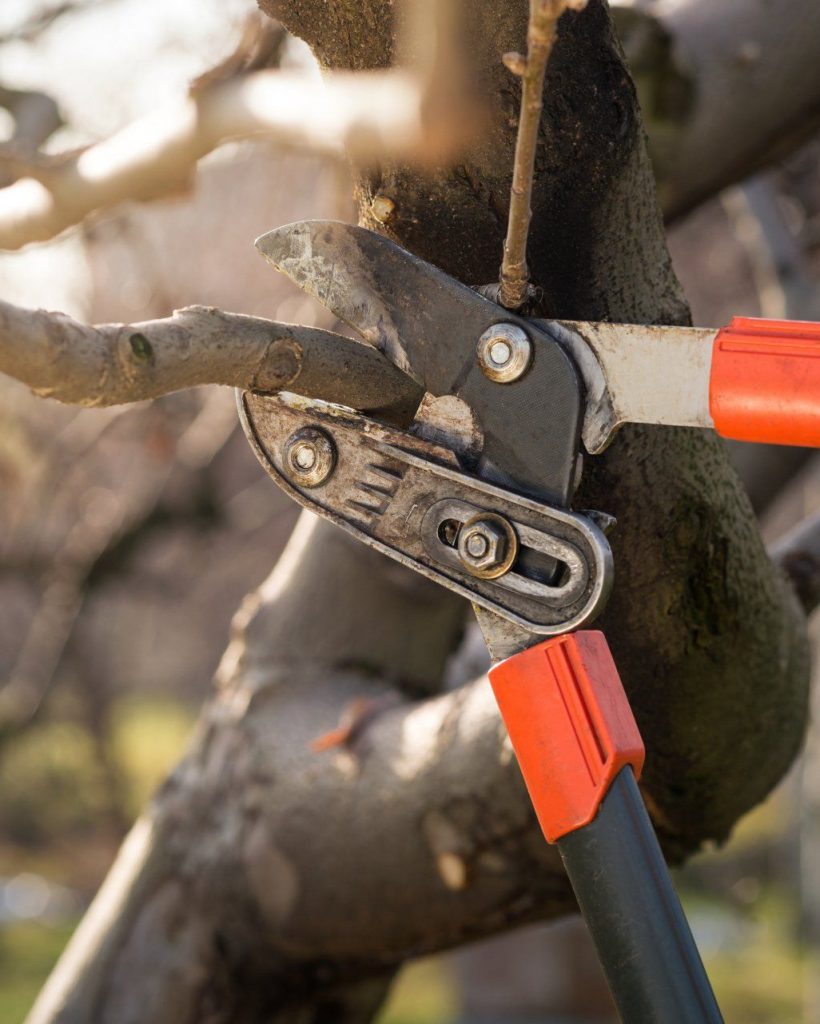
top-left (283, 427), bottom-right (336, 488)
top-left (465, 532), bottom-right (490, 559)
top-left (489, 339), bottom-right (512, 366)
top-left (477, 324), bottom-right (532, 383)
top-left (457, 513), bottom-right (518, 580)
top-left (293, 444), bottom-right (317, 470)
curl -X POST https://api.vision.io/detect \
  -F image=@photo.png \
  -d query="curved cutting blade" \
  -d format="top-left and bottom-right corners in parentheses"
top-left (256, 220), bottom-right (519, 393)
top-left (256, 220), bottom-right (584, 506)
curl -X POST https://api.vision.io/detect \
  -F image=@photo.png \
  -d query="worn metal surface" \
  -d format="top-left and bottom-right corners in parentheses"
top-left (256, 221), bottom-right (584, 505)
top-left (240, 392), bottom-right (612, 637)
top-left (420, 499), bottom-right (589, 605)
top-left (542, 319), bottom-right (716, 453)
top-left (248, 222), bottom-right (654, 659)
top-left (257, 222), bottom-right (719, 464)
top-left (410, 393), bottom-right (484, 464)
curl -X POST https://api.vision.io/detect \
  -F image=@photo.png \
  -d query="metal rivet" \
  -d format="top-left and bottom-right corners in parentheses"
top-left (489, 340), bottom-right (513, 366)
top-left (293, 444), bottom-right (317, 470)
top-left (283, 427), bottom-right (336, 488)
top-left (457, 513), bottom-right (518, 580)
top-left (477, 324), bottom-right (532, 383)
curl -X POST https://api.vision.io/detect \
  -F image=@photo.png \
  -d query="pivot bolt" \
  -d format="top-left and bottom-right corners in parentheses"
top-left (283, 427), bottom-right (336, 488)
top-left (477, 324), bottom-right (532, 384)
top-left (457, 513), bottom-right (518, 580)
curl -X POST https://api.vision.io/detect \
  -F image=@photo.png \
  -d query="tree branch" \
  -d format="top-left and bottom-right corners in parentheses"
top-left (0, 0), bottom-right (469, 251)
top-left (26, 517), bottom-right (566, 1024)
top-left (24, 1), bottom-right (813, 1019)
top-left (0, 406), bottom-right (232, 742)
top-left (771, 511), bottom-right (820, 616)
top-left (0, 84), bottom-right (63, 188)
top-left (498, 0), bottom-right (587, 310)
top-left (0, 301), bottom-right (420, 418)
top-left (612, 0), bottom-right (820, 222)
top-left (0, 0), bottom-right (112, 45)
top-left (268, 0), bottom-right (808, 860)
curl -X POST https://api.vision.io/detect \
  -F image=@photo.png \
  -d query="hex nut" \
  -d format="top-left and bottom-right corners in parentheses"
top-left (283, 427), bottom-right (336, 488)
top-left (457, 513), bottom-right (518, 579)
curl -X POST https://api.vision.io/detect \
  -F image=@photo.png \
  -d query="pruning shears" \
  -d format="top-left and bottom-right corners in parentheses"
top-left (238, 220), bottom-right (820, 1023)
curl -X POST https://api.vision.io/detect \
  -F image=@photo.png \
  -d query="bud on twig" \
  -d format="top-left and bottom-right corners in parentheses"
top-left (498, 0), bottom-right (589, 311)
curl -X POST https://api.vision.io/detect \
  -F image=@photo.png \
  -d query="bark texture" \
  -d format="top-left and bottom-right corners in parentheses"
top-left (261, 0), bottom-right (808, 846)
top-left (28, 2), bottom-right (810, 1022)
top-left (0, 301), bottom-right (419, 419)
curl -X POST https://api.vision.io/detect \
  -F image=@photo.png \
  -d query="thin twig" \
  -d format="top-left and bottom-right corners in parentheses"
top-left (0, 85), bottom-right (64, 187)
top-left (189, 14), bottom-right (288, 94)
top-left (0, 398), bottom-right (236, 741)
top-left (498, 1), bottom-right (588, 310)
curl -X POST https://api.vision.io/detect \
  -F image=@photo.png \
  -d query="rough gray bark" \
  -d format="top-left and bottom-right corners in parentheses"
top-left (27, 2), bottom-right (810, 1022)
top-left (613, 0), bottom-right (820, 222)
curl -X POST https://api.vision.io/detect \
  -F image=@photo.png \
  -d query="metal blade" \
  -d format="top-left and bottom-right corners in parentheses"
top-left (542, 320), bottom-right (717, 453)
top-left (257, 220), bottom-right (519, 393)
top-left (256, 220), bottom-right (585, 506)
top-left (258, 223), bottom-right (716, 454)
top-left (256, 221), bottom-right (595, 664)
top-left (257, 221), bottom-right (419, 374)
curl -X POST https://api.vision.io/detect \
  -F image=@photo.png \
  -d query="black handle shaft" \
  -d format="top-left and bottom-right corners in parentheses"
top-left (557, 767), bottom-right (723, 1024)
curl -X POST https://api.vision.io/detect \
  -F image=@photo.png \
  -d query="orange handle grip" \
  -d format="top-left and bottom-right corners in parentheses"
top-left (489, 632), bottom-right (644, 843)
top-left (710, 317), bottom-right (820, 446)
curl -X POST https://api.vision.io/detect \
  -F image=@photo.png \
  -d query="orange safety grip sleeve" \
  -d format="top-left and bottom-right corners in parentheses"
top-left (710, 317), bottom-right (820, 446)
top-left (488, 632), bottom-right (644, 843)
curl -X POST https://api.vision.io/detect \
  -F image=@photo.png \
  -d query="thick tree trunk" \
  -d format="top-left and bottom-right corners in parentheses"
top-left (28, 3), bottom-right (810, 1022)
top-left (262, 0), bottom-right (808, 850)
